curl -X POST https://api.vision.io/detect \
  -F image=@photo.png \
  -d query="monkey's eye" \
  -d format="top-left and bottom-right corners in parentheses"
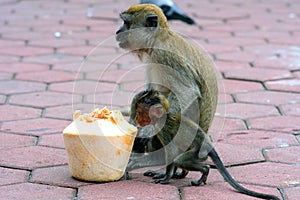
top-left (124, 21), bottom-right (130, 29)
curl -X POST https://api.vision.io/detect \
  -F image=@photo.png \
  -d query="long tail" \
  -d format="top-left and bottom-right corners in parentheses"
top-left (209, 148), bottom-right (280, 200)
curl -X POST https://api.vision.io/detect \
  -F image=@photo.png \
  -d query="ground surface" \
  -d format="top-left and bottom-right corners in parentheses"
top-left (0, 0), bottom-right (299, 199)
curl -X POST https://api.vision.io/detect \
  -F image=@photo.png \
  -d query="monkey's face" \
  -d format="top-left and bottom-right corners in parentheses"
top-left (116, 5), bottom-right (166, 51)
top-left (136, 103), bottom-right (151, 127)
top-left (136, 103), bottom-right (165, 127)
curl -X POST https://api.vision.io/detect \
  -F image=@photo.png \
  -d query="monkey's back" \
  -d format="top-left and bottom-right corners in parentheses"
top-left (151, 30), bottom-right (218, 134)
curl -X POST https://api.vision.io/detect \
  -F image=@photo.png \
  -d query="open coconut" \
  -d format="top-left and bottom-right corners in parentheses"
top-left (63, 107), bottom-right (137, 182)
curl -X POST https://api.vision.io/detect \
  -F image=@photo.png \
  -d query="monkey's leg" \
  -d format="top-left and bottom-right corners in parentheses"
top-left (174, 150), bottom-right (209, 186)
top-left (153, 163), bottom-right (175, 184)
top-left (144, 167), bottom-right (188, 179)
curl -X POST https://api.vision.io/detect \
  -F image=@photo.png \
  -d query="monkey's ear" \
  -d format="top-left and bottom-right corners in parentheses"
top-left (145, 14), bottom-right (158, 28)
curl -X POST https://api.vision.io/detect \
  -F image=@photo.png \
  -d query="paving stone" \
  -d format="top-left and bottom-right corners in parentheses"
top-left (0, 55), bottom-right (19, 63)
top-left (16, 70), bottom-right (78, 83)
top-left (248, 116), bottom-right (300, 133)
top-left (86, 91), bottom-right (135, 107)
top-left (57, 45), bottom-right (98, 56)
top-left (253, 56), bottom-right (300, 70)
top-left (265, 79), bottom-right (300, 93)
top-left (0, 71), bottom-right (12, 80)
top-left (23, 54), bottom-right (83, 65)
top-left (0, 105), bottom-right (41, 121)
top-left (0, 63), bottom-right (49, 73)
top-left (53, 60), bottom-right (118, 73)
top-left (44, 103), bottom-right (95, 120)
top-left (31, 165), bottom-right (92, 188)
top-left (264, 146), bottom-right (300, 164)
top-left (78, 180), bottom-right (180, 200)
top-left (214, 61), bottom-right (250, 72)
top-left (210, 117), bottom-right (246, 134)
top-left (0, 132), bottom-right (36, 150)
top-left (208, 142), bottom-right (265, 166)
top-left (0, 183), bottom-right (74, 200)
top-left (9, 91), bottom-right (82, 108)
top-left (216, 51), bottom-right (257, 63)
top-left (0, 46), bottom-right (53, 56)
top-left (1, 118), bottom-right (69, 135)
top-left (29, 38), bottom-right (86, 48)
top-left (280, 103), bottom-right (300, 116)
top-left (86, 69), bottom-right (143, 83)
top-left (0, 80), bottom-right (45, 94)
top-left (182, 182), bottom-right (281, 200)
top-left (222, 79), bottom-right (264, 94)
top-left (0, 146), bottom-right (67, 170)
top-left (0, 167), bottom-right (29, 186)
top-left (236, 90), bottom-right (300, 105)
top-left (283, 187), bottom-right (300, 200)
top-left (217, 103), bottom-right (279, 119)
top-left (227, 162), bottom-right (300, 188)
top-left (50, 80), bottom-right (116, 95)
top-left (38, 133), bottom-right (65, 149)
top-left (216, 130), bottom-right (298, 148)
top-left (224, 68), bottom-right (293, 82)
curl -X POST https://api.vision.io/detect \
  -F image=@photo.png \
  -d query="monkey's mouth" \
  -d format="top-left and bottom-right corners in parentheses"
top-left (117, 41), bottom-right (129, 49)
top-left (115, 34), bottom-right (128, 49)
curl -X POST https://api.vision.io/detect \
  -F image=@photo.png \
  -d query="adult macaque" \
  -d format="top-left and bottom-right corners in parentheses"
top-left (116, 4), bottom-right (218, 168)
top-left (130, 89), bottom-right (280, 200)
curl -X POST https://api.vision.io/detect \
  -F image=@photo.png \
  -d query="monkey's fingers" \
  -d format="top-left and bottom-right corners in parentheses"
top-left (153, 173), bottom-right (166, 179)
top-left (153, 176), bottom-right (170, 184)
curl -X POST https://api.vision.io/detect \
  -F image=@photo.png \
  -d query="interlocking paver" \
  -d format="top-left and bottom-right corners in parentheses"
top-left (38, 133), bottom-right (65, 149)
top-left (227, 162), bottom-right (300, 187)
top-left (1, 118), bottom-right (69, 135)
top-left (0, 105), bottom-right (41, 121)
top-left (265, 79), bottom-right (300, 93)
top-left (0, 167), bottom-right (29, 186)
top-left (248, 116), bottom-right (300, 133)
top-left (0, 146), bottom-right (67, 170)
top-left (217, 103), bottom-right (279, 119)
top-left (0, 0), bottom-right (299, 199)
top-left (78, 180), bottom-right (180, 200)
top-left (224, 68), bottom-right (293, 82)
top-left (280, 103), bottom-right (300, 116)
top-left (0, 63), bottom-right (49, 73)
top-left (0, 132), bottom-right (36, 150)
top-left (9, 91), bottom-right (82, 108)
top-left (16, 70), bottom-right (78, 83)
top-left (182, 183), bottom-right (280, 200)
top-left (265, 146), bottom-right (300, 164)
top-left (0, 80), bottom-right (45, 94)
top-left (236, 90), bottom-right (300, 105)
top-left (31, 165), bottom-right (92, 188)
top-left (0, 183), bottom-right (74, 200)
top-left (50, 80), bottom-right (116, 94)
top-left (217, 130), bottom-right (298, 148)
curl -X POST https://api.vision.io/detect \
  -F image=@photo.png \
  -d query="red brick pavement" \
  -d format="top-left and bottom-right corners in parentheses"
top-left (0, 0), bottom-right (299, 199)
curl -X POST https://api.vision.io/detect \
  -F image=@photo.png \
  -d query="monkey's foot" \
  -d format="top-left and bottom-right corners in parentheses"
top-left (191, 167), bottom-right (209, 186)
top-left (153, 176), bottom-right (171, 184)
top-left (144, 170), bottom-right (160, 177)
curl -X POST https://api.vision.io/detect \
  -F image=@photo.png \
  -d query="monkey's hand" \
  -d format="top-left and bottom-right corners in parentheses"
top-left (126, 158), bottom-right (140, 171)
